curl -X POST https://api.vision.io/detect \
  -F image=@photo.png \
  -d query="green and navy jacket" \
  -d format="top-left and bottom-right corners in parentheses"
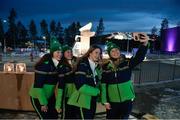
top-left (60, 58), bottom-right (77, 98)
top-left (68, 58), bottom-right (102, 109)
top-left (29, 54), bottom-right (64, 109)
top-left (101, 45), bottom-right (148, 104)
top-left (55, 58), bottom-right (77, 117)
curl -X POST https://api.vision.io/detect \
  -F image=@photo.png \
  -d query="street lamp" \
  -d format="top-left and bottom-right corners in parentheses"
top-left (3, 20), bottom-right (7, 59)
top-left (42, 36), bottom-right (46, 51)
top-left (2, 20), bottom-right (7, 51)
top-left (3, 20), bottom-right (7, 23)
top-left (1, 19), bottom-right (7, 61)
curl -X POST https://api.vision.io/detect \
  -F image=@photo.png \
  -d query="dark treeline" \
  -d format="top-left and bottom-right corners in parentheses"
top-left (0, 8), bottom-right (105, 51)
top-left (0, 8), bottom-right (177, 52)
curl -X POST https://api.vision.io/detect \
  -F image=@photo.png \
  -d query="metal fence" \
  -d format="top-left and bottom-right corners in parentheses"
top-left (132, 58), bottom-right (180, 85)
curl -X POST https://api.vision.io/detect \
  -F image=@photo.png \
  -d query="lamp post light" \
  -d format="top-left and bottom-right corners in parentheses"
top-left (3, 20), bottom-right (7, 23)
top-left (42, 36), bottom-right (46, 51)
top-left (0, 19), bottom-right (7, 61)
top-left (2, 19), bottom-right (7, 61)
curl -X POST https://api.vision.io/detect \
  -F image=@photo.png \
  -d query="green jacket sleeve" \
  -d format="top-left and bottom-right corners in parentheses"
top-left (55, 89), bottom-right (63, 109)
top-left (29, 87), bottom-right (48, 105)
top-left (79, 84), bottom-right (100, 96)
top-left (100, 83), bottom-right (107, 104)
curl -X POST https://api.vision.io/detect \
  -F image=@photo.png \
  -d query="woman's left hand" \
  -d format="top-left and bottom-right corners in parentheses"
top-left (41, 105), bottom-right (48, 112)
top-left (104, 103), bottom-right (111, 110)
top-left (56, 108), bottom-right (62, 113)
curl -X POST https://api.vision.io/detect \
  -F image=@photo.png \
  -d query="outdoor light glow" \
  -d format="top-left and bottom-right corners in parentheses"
top-left (3, 20), bottom-right (7, 23)
top-left (106, 32), bottom-right (133, 40)
top-left (16, 63), bottom-right (26, 73)
top-left (114, 34), bottom-right (124, 39)
top-left (125, 53), bottom-right (133, 58)
top-left (42, 36), bottom-right (46, 39)
top-left (4, 63), bottom-right (14, 73)
top-left (165, 28), bottom-right (177, 52)
top-left (167, 39), bottom-right (174, 52)
top-left (161, 27), bottom-right (180, 52)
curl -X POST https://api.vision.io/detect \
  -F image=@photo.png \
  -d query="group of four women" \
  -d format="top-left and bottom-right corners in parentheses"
top-left (29, 33), bottom-right (149, 119)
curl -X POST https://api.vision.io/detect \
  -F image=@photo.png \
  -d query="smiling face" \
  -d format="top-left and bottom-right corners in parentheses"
top-left (109, 48), bottom-right (121, 59)
top-left (64, 50), bottom-right (73, 60)
top-left (89, 48), bottom-right (101, 62)
top-left (53, 50), bottom-right (62, 61)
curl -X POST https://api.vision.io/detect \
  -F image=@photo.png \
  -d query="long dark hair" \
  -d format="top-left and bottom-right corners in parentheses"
top-left (61, 55), bottom-right (78, 71)
top-left (35, 53), bottom-right (52, 68)
top-left (77, 44), bottom-right (102, 65)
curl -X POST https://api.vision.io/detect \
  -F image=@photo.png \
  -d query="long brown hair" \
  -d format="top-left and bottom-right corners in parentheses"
top-left (62, 55), bottom-right (78, 71)
top-left (77, 44), bottom-right (102, 65)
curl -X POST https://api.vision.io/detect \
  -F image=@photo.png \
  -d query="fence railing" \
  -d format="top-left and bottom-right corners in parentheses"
top-left (132, 58), bottom-right (180, 85)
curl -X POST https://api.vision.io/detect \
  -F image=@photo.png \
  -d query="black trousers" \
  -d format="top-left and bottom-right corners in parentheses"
top-left (30, 95), bottom-right (58, 119)
top-left (106, 100), bottom-right (133, 119)
top-left (78, 96), bottom-right (97, 119)
top-left (64, 97), bottom-right (80, 119)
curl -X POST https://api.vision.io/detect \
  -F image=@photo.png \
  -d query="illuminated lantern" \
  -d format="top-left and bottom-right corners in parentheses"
top-left (16, 63), bottom-right (26, 73)
top-left (3, 63), bottom-right (14, 73)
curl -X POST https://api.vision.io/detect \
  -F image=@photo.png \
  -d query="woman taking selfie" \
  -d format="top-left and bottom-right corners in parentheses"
top-left (101, 33), bottom-right (149, 119)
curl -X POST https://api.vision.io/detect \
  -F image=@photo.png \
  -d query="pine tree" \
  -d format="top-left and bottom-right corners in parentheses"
top-left (160, 18), bottom-right (169, 41)
top-left (157, 18), bottom-right (168, 49)
top-left (151, 26), bottom-right (158, 35)
top-left (0, 19), bottom-right (5, 52)
top-left (63, 22), bottom-right (81, 46)
top-left (7, 8), bottom-right (17, 48)
top-left (50, 20), bottom-right (56, 36)
top-left (17, 21), bottom-right (28, 47)
top-left (76, 22), bottom-right (81, 35)
top-left (64, 28), bottom-right (70, 44)
top-left (40, 19), bottom-right (49, 48)
top-left (40, 19), bottom-right (48, 35)
top-left (64, 22), bottom-right (77, 46)
top-left (161, 18), bottom-right (169, 30)
top-left (29, 20), bottom-right (37, 48)
top-left (69, 22), bottom-right (77, 38)
top-left (96, 18), bottom-right (105, 36)
top-left (56, 21), bottom-right (64, 44)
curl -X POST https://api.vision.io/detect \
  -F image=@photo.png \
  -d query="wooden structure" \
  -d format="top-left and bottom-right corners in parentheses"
top-left (0, 72), bottom-right (106, 112)
top-left (0, 72), bottom-right (34, 111)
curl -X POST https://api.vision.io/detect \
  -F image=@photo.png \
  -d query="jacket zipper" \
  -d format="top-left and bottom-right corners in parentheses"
top-left (114, 70), bottom-right (121, 102)
top-left (117, 84), bottom-right (121, 102)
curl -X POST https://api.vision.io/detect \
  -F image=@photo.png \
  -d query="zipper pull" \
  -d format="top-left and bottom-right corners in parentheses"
top-left (115, 72), bottom-right (117, 78)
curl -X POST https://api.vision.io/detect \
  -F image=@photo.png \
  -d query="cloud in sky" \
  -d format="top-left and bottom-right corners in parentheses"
top-left (0, 0), bottom-right (180, 33)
